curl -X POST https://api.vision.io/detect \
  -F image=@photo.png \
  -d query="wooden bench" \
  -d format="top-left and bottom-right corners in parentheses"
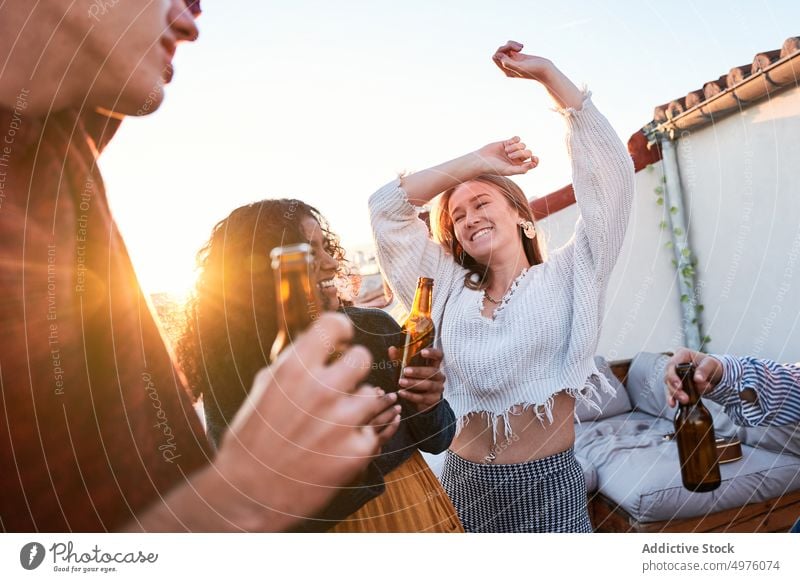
top-left (587, 359), bottom-right (800, 533)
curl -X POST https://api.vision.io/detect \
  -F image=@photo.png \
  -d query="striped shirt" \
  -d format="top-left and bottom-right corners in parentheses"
top-left (705, 355), bottom-right (800, 427)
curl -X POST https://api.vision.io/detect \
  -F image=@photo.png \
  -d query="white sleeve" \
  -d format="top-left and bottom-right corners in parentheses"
top-left (368, 179), bottom-right (463, 312)
top-left (559, 94), bottom-right (634, 285)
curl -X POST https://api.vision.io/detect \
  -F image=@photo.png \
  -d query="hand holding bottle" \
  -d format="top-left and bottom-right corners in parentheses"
top-left (665, 347), bottom-right (724, 406)
top-left (387, 346), bottom-right (446, 413)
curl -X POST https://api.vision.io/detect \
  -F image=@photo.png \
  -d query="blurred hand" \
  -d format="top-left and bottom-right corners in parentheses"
top-left (367, 385), bottom-right (403, 440)
top-left (215, 313), bottom-right (401, 529)
top-left (473, 136), bottom-right (538, 177)
top-left (665, 347), bottom-right (724, 407)
top-left (492, 40), bottom-right (555, 81)
top-left (388, 346), bottom-right (446, 413)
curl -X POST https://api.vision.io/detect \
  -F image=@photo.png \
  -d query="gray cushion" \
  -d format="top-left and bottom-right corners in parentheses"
top-left (738, 424), bottom-right (800, 458)
top-left (626, 352), bottom-right (673, 419)
top-left (575, 356), bottom-right (633, 422)
top-left (626, 351), bottom-right (737, 438)
top-left (575, 411), bottom-right (800, 523)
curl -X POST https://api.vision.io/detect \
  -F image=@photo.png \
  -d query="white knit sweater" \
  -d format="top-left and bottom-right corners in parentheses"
top-left (369, 94), bottom-right (634, 441)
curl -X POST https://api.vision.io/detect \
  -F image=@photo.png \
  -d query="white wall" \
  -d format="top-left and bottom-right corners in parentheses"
top-left (677, 87), bottom-right (800, 361)
top-left (538, 168), bottom-right (684, 361)
top-left (539, 86), bottom-right (800, 362)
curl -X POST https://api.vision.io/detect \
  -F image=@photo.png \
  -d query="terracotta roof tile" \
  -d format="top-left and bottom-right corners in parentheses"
top-left (780, 36), bottom-right (800, 58)
top-left (752, 49), bottom-right (782, 72)
top-left (534, 35), bottom-right (799, 219)
top-left (702, 75), bottom-right (728, 99)
top-left (685, 90), bottom-right (705, 109)
top-left (644, 35), bottom-right (800, 135)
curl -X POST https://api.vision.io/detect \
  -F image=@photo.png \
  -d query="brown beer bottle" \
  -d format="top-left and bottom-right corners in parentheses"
top-left (400, 277), bottom-right (435, 371)
top-left (269, 243), bottom-right (322, 363)
top-left (674, 363), bottom-right (721, 492)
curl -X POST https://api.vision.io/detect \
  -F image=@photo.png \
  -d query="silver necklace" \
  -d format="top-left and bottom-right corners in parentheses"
top-left (484, 267), bottom-right (531, 306)
top-left (484, 291), bottom-right (502, 305)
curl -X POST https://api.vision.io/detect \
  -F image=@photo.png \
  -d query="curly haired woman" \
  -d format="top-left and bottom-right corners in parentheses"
top-left (178, 199), bottom-right (463, 532)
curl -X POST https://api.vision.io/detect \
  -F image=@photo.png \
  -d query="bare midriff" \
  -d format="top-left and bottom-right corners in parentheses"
top-left (450, 390), bottom-right (576, 464)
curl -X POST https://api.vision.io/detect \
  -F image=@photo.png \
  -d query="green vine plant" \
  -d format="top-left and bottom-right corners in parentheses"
top-left (647, 164), bottom-right (711, 349)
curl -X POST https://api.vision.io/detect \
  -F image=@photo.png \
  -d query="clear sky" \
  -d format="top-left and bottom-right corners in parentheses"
top-left (100, 0), bottom-right (800, 295)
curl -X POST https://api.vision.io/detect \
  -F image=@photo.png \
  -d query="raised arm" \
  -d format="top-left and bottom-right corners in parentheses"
top-left (560, 91), bottom-right (634, 281)
top-left (494, 41), bottom-right (634, 280)
top-left (400, 138), bottom-right (537, 207)
top-left (394, 43), bottom-right (561, 206)
top-left (370, 138), bottom-right (537, 309)
top-left (492, 40), bottom-right (584, 110)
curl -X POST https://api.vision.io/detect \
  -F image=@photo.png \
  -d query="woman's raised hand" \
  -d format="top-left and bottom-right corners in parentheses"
top-left (474, 136), bottom-right (538, 177)
top-left (492, 40), bottom-right (584, 110)
top-left (492, 40), bottom-right (554, 81)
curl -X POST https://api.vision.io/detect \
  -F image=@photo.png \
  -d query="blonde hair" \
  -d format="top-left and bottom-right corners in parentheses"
top-left (431, 174), bottom-right (545, 290)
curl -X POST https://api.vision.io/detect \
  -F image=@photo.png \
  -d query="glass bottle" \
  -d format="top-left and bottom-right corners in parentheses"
top-left (269, 243), bottom-right (322, 363)
top-left (400, 277), bottom-right (435, 371)
top-left (674, 363), bottom-right (722, 492)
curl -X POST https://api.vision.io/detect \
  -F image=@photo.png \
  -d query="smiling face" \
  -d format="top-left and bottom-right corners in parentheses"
top-left (1, 0), bottom-right (200, 115)
top-left (447, 180), bottom-right (526, 267)
top-left (299, 215), bottom-right (341, 311)
top-left (88, 0), bottom-right (199, 114)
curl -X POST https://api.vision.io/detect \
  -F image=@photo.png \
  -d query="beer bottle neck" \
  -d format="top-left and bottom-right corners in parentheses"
top-left (411, 279), bottom-right (433, 317)
top-left (677, 363), bottom-right (700, 406)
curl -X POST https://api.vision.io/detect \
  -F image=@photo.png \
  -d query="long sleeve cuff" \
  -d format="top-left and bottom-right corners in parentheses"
top-left (705, 354), bottom-right (768, 427)
top-left (553, 89), bottom-right (593, 119)
top-left (368, 178), bottom-right (418, 220)
top-left (406, 399), bottom-right (456, 454)
top-left (708, 354), bottom-right (745, 396)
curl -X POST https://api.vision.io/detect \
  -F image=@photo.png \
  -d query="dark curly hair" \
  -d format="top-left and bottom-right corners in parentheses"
top-left (176, 199), bottom-right (346, 447)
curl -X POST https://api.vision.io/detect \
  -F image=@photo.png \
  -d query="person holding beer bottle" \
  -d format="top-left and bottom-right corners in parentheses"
top-left (666, 347), bottom-right (800, 531)
top-left (666, 348), bottom-right (800, 427)
top-left (177, 199), bottom-right (462, 532)
top-left (368, 41), bottom-right (634, 532)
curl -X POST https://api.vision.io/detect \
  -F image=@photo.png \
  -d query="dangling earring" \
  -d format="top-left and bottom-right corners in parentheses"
top-left (519, 219), bottom-right (536, 240)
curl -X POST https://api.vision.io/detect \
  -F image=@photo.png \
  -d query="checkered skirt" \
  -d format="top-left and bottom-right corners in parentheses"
top-left (440, 447), bottom-right (592, 533)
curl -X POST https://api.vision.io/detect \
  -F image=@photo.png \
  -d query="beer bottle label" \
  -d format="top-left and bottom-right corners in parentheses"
top-left (401, 323), bottom-right (434, 368)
